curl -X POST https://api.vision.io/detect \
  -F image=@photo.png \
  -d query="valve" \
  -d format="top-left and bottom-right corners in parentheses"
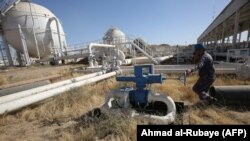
top-left (116, 64), bottom-right (165, 107)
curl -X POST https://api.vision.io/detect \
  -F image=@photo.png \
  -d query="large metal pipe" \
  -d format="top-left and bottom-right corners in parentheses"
top-left (49, 17), bottom-right (63, 54)
top-left (88, 43), bottom-right (115, 56)
top-left (0, 70), bottom-right (120, 115)
top-left (124, 55), bottom-right (173, 65)
top-left (88, 43), bottom-right (116, 67)
top-left (0, 71), bottom-right (106, 104)
top-left (210, 85), bottom-right (250, 106)
top-left (155, 55), bottom-right (173, 63)
top-left (120, 65), bottom-right (236, 74)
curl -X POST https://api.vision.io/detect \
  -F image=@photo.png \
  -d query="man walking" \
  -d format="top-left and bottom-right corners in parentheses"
top-left (186, 43), bottom-right (217, 105)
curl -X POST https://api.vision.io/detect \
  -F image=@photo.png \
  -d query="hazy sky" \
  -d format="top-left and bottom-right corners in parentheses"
top-left (33, 0), bottom-right (230, 46)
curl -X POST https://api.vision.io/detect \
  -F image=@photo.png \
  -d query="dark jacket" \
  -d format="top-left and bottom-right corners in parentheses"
top-left (195, 51), bottom-right (215, 80)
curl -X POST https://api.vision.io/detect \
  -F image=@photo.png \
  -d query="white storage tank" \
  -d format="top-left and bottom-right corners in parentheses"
top-left (1, 2), bottom-right (67, 59)
top-left (103, 27), bottom-right (126, 44)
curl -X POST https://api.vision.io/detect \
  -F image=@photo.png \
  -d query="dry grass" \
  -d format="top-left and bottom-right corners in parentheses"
top-left (0, 76), bottom-right (7, 86)
top-left (0, 65), bottom-right (84, 85)
top-left (0, 72), bottom-right (250, 140)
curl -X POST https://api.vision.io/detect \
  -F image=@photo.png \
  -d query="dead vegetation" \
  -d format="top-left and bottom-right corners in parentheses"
top-left (0, 76), bottom-right (7, 85)
top-left (0, 70), bottom-right (250, 140)
top-left (0, 64), bottom-right (84, 86)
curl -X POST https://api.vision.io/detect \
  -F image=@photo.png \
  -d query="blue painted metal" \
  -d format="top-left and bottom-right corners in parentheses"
top-left (116, 64), bottom-right (166, 106)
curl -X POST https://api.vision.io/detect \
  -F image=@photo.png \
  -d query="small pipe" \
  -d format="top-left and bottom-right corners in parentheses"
top-left (0, 70), bottom-right (121, 115)
top-left (49, 17), bottom-right (63, 54)
top-left (0, 71), bottom-right (106, 104)
top-left (210, 85), bottom-right (250, 106)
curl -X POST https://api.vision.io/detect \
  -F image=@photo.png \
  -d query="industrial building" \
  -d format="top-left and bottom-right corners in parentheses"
top-left (176, 0), bottom-right (250, 63)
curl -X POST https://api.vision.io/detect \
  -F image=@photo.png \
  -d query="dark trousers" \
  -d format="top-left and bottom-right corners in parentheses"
top-left (192, 78), bottom-right (215, 100)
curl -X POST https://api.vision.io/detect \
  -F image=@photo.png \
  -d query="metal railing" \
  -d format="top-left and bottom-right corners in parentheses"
top-left (0, 0), bottom-right (20, 15)
top-left (65, 36), bottom-right (155, 56)
top-left (51, 36), bottom-right (160, 64)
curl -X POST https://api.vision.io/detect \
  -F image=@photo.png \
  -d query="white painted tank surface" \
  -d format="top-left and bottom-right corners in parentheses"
top-left (103, 27), bottom-right (126, 44)
top-left (1, 2), bottom-right (67, 58)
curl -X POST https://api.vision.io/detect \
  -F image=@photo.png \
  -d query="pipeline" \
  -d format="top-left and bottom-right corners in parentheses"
top-left (49, 17), bottom-right (63, 53)
top-left (210, 85), bottom-right (250, 106)
top-left (88, 43), bottom-right (116, 67)
top-left (0, 70), bottom-right (121, 115)
top-left (88, 43), bottom-right (115, 55)
top-left (123, 55), bottom-right (173, 66)
top-left (0, 71), bottom-right (106, 104)
top-left (121, 65), bottom-right (236, 74)
top-left (155, 55), bottom-right (174, 63)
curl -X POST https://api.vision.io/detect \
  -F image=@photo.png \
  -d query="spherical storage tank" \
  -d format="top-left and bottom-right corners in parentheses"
top-left (103, 27), bottom-right (126, 44)
top-left (1, 2), bottom-right (67, 59)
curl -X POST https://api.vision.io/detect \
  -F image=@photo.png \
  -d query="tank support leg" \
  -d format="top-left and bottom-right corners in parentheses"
top-left (18, 24), bottom-right (31, 66)
top-left (2, 37), bottom-right (14, 66)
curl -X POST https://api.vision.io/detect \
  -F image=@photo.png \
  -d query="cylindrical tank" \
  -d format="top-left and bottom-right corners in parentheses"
top-left (133, 38), bottom-right (146, 52)
top-left (103, 27), bottom-right (126, 44)
top-left (210, 85), bottom-right (250, 106)
top-left (1, 2), bottom-right (67, 59)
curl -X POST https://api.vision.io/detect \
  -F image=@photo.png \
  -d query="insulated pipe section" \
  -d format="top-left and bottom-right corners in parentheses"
top-left (0, 70), bottom-right (121, 115)
top-left (210, 85), bottom-right (250, 106)
top-left (0, 71), bottom-right (106, 104)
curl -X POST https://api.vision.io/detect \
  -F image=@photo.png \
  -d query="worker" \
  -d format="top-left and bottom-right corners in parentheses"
top-left (186, 43), bottom-right (217, 105)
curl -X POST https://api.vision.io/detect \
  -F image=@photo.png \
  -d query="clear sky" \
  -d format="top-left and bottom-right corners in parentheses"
top-left (33, 0), bottom-right (230, 46)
